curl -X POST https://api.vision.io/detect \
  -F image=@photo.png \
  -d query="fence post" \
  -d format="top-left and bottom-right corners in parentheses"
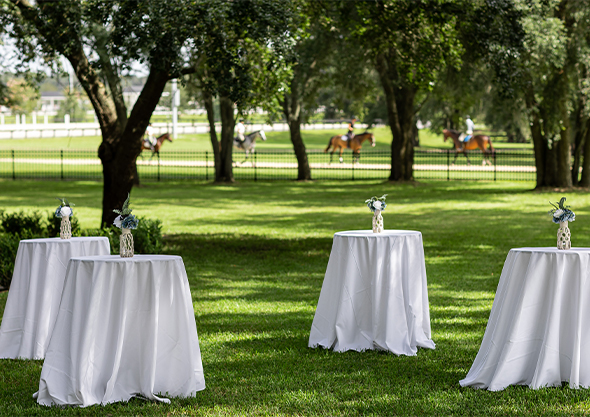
top-left (205, 151), bottom-right (209, 181)
top-left (351, 152), bottom-right (355, 181)
top-left (447, 150), bottom-right (450, 181)
top-left (157, 154), bottom-right (161, 182)
top-left (12, 149), bottom-right (15, 180)
top-left (254, 151), bottom-right (257, 181)
top-left (61, 149), bottom-right (64, 180)
top-left (494, 151), bottom-right (497, 182)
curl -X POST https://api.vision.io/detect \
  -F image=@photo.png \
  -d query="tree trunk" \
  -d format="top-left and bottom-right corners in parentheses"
top-left (571, 104), bottom-right (583, 185)
top-left (288, 115), bottom-right (311, 181)
top-left (556, 125), bottom-right (572, 188)
top-left (579, 119), bottom-right (590, 186)
top-left (98, 69), bottom-right (170, 227)
top-left (525, 80), bottom-right (572, 189)
top-left (375, 52), bottom-right (416, 181)
top-left (203, 90), bottom-right (221, 180)
top-left (217, 96), bottom-right (235, 182)
top-left (283, 87), bottom-right (311, 181)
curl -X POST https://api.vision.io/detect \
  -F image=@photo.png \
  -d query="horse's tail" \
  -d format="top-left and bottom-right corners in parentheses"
top-left (487, 136), bottom-right (494, 153)
top-left (324, 136), bottom-right (334, 152)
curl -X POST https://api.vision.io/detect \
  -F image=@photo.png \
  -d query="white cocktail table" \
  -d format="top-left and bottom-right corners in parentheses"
top-left (35, 255), bottom-right (205, 406)
top-left (0, 237), bottom-right (110, 359)
top-left (309, 230), bottom-right (435, 355)
top-left (461, 248), bottom-right (590, 390)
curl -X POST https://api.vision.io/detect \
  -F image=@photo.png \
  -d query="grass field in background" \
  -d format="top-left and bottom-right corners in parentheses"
top-left (0, 127), bottom-right (533, 152)
top-left (1, 179), bottom-right (590, 416)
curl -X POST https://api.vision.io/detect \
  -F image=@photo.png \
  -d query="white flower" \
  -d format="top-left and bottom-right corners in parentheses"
top-left (113, 215), bottom-right (122, 228)
top-left (60, 206), bottom-right (72, 217)
top-left (373, 201), bottom-right (382, 210)
top-left (553, 209), bottom-right (564, 218)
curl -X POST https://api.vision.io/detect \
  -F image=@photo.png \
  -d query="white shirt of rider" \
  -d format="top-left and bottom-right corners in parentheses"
top-left (237, 123), bottom-right (245, 135)
top-left (466, 118), bottom-right (475, 135)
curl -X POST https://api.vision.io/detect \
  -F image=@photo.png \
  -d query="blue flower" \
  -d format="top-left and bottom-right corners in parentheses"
top-left (121, 214), bottom-right (139, 230)
top-left (365, 194), bottom-right (388, 213)
top-left (549, 197), bottom-right (575, 224)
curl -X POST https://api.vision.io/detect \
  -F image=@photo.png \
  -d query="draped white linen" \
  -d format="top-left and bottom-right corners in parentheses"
top-left (35, 255), bottom-right (205, 407)
top-left (460, 248), bottom-right (590, 391)
top-left (309, 230), bottom-right (435, 355)
top-left (0, 237), bottom-right (110, 359)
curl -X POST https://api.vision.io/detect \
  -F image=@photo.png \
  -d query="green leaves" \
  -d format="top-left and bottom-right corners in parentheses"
top-left (112, 193), bottom-right (132, 217)
top-left (55, 197), bottom-right (74, 207)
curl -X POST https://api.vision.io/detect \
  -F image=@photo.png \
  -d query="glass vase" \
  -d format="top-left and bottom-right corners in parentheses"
top-left (120, 228), bottom-right (134, 257)
top-left (557, 221), bottom-right (571, 250)
top-left (60, 216), bottom-right (72, 239)
top-left (372, 209), bottom-right (384, 233)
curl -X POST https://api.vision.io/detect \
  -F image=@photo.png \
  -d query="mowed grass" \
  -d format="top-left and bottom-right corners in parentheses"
top-left (1, 179), bottom-right (589, 416)
top-left (0, 126), bottom-right (532, 151)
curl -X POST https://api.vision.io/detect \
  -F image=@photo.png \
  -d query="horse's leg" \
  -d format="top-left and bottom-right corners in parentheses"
top-left (339, 148), bottom-right (344, 163)
top-left (484, 144), bottom-right (492, 165)
top-left (463, 151), bottom-right (471, 165)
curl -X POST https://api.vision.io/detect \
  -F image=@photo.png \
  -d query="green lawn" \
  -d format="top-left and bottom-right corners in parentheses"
top-left (1, 179), bottom-right (589, 416)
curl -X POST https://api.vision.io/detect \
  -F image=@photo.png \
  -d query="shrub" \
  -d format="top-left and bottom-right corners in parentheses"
top-left (133, 217), bottom-right (163, 254)
top-left (0, 216), bottom-right (162, 289)
top-left (82, 217), bottom-right (162, 255)
top-left (0, 210), bottom-right (46, 237)
top-left (0, 233), bottom-right (20, 290)
top-left (81, 227), bottom-right (119, 254)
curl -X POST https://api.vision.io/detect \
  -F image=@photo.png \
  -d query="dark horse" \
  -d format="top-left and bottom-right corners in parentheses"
top-left (142, 133), bottom-right (172, 160)
top-left (233, 130), bottom-right (267, 161)
top-left (324, 131), bottom-right (376, 163)
top-left (443, 129), bottom-right (494, 165)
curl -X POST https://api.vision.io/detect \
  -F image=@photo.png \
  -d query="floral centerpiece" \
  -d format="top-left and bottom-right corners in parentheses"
top-left (549, 197), bottom-right (575, 250)
top-left (365, 194), bottom-right (387, 233)
top-left (113, 194), bottom-right (139, 257)
top-left (55, 198), bottom-right (74, 239)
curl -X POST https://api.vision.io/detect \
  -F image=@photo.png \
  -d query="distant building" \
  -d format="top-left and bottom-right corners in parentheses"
top-left (40, 91), bottom-right (65, 113)
top-left (38, 86), bottom-right (143, 114)
top-left (123, 85), bottom-right (143, 109)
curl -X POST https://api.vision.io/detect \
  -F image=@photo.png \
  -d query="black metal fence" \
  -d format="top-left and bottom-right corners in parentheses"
top-left (0, 149), bottom-right (537, 182)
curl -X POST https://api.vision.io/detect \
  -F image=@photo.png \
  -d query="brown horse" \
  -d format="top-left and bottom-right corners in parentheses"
top-left (443, 129), bottom-right (494, 165)
top-left (324, 131), bottom-right (376, 163)
top-left (142, 133), bottom-right (172, 160)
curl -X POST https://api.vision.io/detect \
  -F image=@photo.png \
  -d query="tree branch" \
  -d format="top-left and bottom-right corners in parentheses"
top-left (94, 25), bottom-right (128, 132)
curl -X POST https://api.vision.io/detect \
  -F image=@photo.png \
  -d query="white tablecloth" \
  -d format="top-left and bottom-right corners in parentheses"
top-left (0, 237), bottom-right (110, 359)
top-left (460, 247), bottom-right (590, 391)
top-left (36, 255), bottom-right (205, 407)
top-left (309, 230), bottom-right (435, 355)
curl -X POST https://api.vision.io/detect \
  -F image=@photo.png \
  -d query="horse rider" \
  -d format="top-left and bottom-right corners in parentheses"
top-left (144, 123), bottom-right (156, 151)
top-left (236, 119), bottom-right (246, 143)
top-left (342, 117), bottom-right (357, 144)
top-left (464, 115), bottom-right (475, 142)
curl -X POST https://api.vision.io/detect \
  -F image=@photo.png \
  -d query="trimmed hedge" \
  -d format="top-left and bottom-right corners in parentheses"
top-left (0, 211), bottom-right (163, 290)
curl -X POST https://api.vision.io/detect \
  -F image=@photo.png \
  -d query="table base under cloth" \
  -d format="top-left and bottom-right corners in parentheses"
top-left (309, 230), bottom-right (435, 355)
top-left (0, 237), bottom-right (110, 360)
top-left (460, 248), bottom-right (590, 391)
top-left (35, 255), bottom-right (205, 407)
